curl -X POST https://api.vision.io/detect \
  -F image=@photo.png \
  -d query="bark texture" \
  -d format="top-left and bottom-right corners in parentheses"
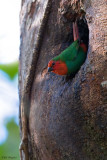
top-left (19, 0), bottom-right (107, 159)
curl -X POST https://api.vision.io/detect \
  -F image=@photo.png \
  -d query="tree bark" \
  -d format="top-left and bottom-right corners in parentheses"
top-left (19, 0), bottom-right (107, 160)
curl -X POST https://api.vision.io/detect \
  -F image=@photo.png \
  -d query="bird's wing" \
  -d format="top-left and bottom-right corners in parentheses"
top-left (60, 40), bottom-right (80, 62)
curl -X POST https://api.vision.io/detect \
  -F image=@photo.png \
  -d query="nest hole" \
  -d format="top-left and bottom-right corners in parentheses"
top-left (65, 17), bottom-right (89, 80)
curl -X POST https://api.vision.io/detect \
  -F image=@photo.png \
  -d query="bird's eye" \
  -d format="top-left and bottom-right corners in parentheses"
top-left (52, 62), bottom-right (55, 66)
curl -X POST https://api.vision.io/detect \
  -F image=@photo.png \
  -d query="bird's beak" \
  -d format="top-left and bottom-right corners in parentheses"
top-left (48, 67), bottom-right (53, 72)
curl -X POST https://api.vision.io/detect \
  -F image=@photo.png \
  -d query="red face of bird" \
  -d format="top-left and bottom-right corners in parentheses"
top-left (48, 60), bottom-right (68, 75)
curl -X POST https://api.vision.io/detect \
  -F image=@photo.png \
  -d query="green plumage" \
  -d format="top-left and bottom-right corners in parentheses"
top-left (53, 40), bottom-right (87, 74)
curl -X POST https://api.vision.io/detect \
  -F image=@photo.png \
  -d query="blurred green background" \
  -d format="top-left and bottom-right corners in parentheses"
top-left (0, 62), bottom-right (20, 159)
top-left (0, 0), bottom-right (21, 159)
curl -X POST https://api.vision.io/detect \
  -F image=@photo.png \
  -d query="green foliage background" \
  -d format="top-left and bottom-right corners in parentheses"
top-left (0, 119), bottom-right (20, 159)
top-left (0, 61), bottom-right (20, 159)
top-left (0, 61), bottom-right (18, 80)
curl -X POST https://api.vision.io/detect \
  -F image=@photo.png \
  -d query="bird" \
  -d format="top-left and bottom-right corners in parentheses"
top-left (48, 21), bottom-right (88, 76)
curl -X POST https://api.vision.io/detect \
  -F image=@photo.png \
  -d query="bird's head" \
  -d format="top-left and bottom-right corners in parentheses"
top-left (48, 60), bottom-right (68, 75)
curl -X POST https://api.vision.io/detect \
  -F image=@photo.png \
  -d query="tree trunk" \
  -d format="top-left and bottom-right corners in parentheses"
top-left (19, 0), bottom-right (107, 160)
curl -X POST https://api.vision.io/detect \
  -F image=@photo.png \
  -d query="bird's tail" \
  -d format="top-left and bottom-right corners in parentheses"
top-left (73, 22), bottom-right (79, 41)
top-left (73, 19), bottom-right (89, 52)
top-left (77, 19), bottom-right (89, 49)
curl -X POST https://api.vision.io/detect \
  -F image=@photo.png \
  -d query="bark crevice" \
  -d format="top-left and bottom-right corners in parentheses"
top-left (19, 0), bottom-right (107, 159)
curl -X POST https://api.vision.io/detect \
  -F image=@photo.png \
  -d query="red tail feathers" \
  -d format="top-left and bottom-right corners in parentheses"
top-left (73, 22), bottom-right (79, 41)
